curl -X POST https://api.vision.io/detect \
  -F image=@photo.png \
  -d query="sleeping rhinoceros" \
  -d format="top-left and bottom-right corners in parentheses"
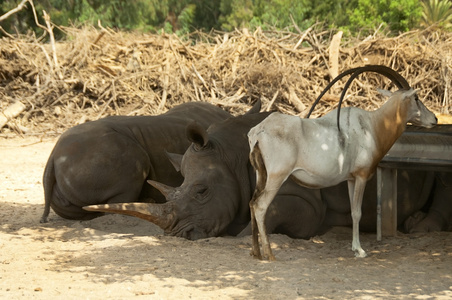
top-left (41, 101), bottom-right (232, 222)
top-left (84, 108), bottom-right (327, 239)
top-left (84, 107), bottom-right (452, 239)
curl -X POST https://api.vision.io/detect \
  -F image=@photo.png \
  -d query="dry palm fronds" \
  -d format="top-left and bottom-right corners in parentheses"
top-left (0, 26), bottom-right (451, 136)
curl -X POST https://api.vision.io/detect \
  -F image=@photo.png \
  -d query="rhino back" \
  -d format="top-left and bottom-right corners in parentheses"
top-left (44, 102), bottom-right (230, 220)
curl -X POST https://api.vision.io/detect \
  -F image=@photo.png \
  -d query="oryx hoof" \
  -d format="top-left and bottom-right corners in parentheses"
top-left (250, 249), bottom-right (262, 260)
top-left (354, 248), bottom-right (367, 258)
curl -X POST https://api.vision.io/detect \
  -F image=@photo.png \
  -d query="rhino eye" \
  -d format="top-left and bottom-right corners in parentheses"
top-left (197, 187), bottom-right (208, 195)
top-left (193, 185), bottom-right (208, 202)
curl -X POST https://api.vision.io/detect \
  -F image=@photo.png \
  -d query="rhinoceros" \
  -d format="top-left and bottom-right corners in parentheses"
top-left (81, 67), bottom-right (450, 239)
top-left (41, 101), bottom-right (233, 222)
top-left (84, 109), bottom-right (327, 239)
top-left (84, 106), bottom-right (452, 239)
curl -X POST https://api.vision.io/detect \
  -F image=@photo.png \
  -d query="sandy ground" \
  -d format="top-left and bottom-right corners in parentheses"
top-left (1, 136), bottom-right (452, 299)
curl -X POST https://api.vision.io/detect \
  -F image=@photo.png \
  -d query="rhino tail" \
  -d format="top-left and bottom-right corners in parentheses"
top-left (40, 153), bottom-right (56, 223)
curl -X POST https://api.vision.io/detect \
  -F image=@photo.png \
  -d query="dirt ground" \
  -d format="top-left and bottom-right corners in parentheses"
top-left (1, 136), bottom-right (451, 299)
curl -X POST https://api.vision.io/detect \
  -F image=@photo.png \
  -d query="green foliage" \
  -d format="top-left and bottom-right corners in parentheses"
top-left (349, 0), bottom-right (422, 34)
top-left (192, 0), bottom-right (222, 31)
top-left (386, 0), bottom-right (423, 32)
top-left (219, 0), bottom-right (254, 31)
top-left (309, 0), bottom-right (357, 29)
top-left (420, 0), bottom-right (452, 30)
top-left (177, 4), bottom-right (197, 34)
top-left (80, 0), bottom-right (168, 30)
top-left (70, 0), bottom-right (100, 25)
top-left (250, 0), bottom-right (312, 30)
top-left (349, 0), bottom-right (384, 32)
top-left (0, 0), bottom-right (448, 38)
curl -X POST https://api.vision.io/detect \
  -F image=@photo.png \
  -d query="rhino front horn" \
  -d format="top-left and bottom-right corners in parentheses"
top-left (83, 202), bottom-right (174, 230)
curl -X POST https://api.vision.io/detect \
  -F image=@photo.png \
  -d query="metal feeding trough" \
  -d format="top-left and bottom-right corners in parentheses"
top-left (377, 124), bottom-right (452, 240)
top-left (380, 125), bottom-right (452, 171)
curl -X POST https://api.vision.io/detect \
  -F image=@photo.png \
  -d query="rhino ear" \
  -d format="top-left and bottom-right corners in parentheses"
top-left (165, 151), bottom-right (183, 172)
top-left (245, 99), bottom-right (262, 115)
top-left (187, 121), bottom-right (209, 148)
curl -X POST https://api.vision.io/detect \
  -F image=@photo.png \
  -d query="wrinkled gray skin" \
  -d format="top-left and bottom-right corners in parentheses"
top-left (41, 102), bottom-right (231, 222)
top-left (153, 111), bottom-right (327, 239)
top-left (85, 103), bottom-right (452, 239)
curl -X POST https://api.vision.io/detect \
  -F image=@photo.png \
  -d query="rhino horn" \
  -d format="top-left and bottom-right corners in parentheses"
top-left (165, 151), bottom-right (183, 172)
top-left (147, 180), bottom-right (175, 199)
top-left (83, 202), bottom-right (174, 229)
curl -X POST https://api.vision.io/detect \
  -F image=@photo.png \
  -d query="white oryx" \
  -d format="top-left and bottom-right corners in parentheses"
top-left (248, 65), bottom-right (437, 260)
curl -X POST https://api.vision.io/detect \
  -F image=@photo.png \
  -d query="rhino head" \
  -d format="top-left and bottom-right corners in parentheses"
top-left (84, 101), bottom-right (270, 240)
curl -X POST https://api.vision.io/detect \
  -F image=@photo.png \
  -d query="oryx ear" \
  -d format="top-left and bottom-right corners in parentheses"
top-left (377, 88), bottom-right (393, 98)
top-left (403, 88), bottom-right (417, 98)
top-left (165, 151), bottom-right (183, 172)
top-left (186, 121), bottom-right (209, 149)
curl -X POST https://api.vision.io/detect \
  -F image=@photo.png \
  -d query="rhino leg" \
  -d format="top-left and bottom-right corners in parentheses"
top-left (46, 131), bottom-right (151, 220)
top-left (406, 172), bottom-right (452, 233)
top-left (403, 211), bottom-right (427, 232)
top-left (50, 186), bottom-right (104, 220)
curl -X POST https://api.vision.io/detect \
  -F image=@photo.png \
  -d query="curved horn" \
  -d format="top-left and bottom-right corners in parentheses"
top-left (83, 202), bottom-right (175, 229)
top-left (335, 65), bottom-right (411, 131)
top-left (307, 65), bottom-right (411, 119)
top-left (306, 67), bottom-right (360, 118)
top-left (147, 180), bottom-right (175, 199)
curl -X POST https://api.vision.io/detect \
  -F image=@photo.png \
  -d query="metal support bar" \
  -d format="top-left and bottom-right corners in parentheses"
top-left (376, 124), bottom-right (452, 242)
top-left (377, 167), bottom-right (398, 241)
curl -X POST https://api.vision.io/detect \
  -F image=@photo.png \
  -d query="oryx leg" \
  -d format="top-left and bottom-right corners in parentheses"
top-left (249, 142), bottom-right (266, 259)
top-left (348, 177), bottom-right (367, 258)
top-left (250, 179), bottom-right (262, 259)
top-left (248, 139), bottom-right (291, 260)
top-left (251, 176), bottom-right (284, 261)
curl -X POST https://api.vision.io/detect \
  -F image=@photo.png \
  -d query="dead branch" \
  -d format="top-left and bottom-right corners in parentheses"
top-left (0, 0), bottom-right (29, 22)
top-left (0, 101), bottom-right (26, 130)
top-left (329, 31), bottom-right (343, 79)
top-left (42, 10), bottom-right (62, 80)
top-left (0, 27), bottom-right (450, 136)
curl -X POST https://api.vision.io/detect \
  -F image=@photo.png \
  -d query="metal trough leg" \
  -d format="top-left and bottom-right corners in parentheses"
top-left (377, 167), bottom-right (398, 241)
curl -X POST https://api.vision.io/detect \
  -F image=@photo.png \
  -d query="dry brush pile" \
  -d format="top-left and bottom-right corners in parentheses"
top-left (0, 26), bottom-right (451, 136)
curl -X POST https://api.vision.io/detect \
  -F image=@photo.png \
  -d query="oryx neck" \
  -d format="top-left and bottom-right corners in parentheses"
top-left (371, 96), bottom-right (408, 154)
